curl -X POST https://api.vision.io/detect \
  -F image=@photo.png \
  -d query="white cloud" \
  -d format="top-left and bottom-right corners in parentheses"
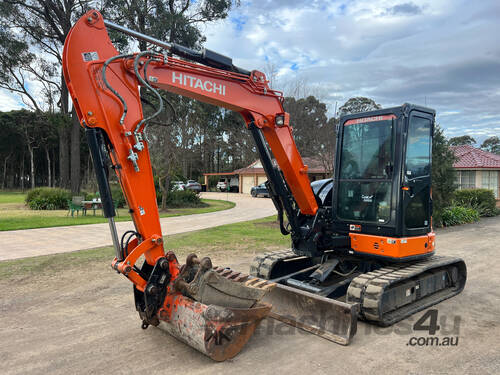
top-left (0, 91), bottom-right (25, 111)
top-left (202, 0), bottom-right (500, 139)
top-left (1, 0), bottom-right (498, 142)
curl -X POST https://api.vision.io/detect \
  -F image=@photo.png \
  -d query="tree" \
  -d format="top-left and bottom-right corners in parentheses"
top-left (0, 112), bottom-right (23, 188)
top-left (0, 0), bottom-right (93, 192)
top-left (283, 96), bottom-right (336, 173)
top-left (105, 0), bottom-right (237, 203)
top-left (480, 136), bottom-right (500, 154)
top-left (284, 96), bottom-right (329, 155)
top-left (221, 109), bottom-right (255, 171)
top-left (0, 27), bottom-right (41, 111)
top-left (432, 125), bottom-right (457, 226)
top-left (317, 117), bottom-right (336, 175)
top-left (448, 135), bottom-right (476, 146)
top-left (338, 97), bottom-right (381, 117)
top-left (104, 0), bottom-right (235, 50)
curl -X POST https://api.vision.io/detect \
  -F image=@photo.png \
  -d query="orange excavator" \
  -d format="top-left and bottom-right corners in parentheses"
top-left (62, 10), bottom-right (466, 361)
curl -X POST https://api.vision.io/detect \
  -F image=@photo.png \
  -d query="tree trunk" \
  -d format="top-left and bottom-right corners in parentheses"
top-left (59, 126), bottom-right (70, 188)
top-left (28, 145), bottom-right (35, 189)
top-left (61, 72), bottom-right (69, 114)
top-left (70, 108), bottom-right (80, 194)
top-left (45, 147), bottom-right (51, 187)
top-left (20, 152), bottom-right (25, 191)
top-left (59, 76), bottom-right (70, 188)
top-left (2, 154), bottom-right (11, 189)
top-left (52, 151), bottom-right (56, 187)
top-left (160, 175), bottom-right (170, 211)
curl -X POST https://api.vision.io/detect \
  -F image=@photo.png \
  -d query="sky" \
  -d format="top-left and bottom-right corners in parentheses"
top-left (200, 0), bottom-right (500, 144)
top-left (0, 0), bottom-right (499, 144)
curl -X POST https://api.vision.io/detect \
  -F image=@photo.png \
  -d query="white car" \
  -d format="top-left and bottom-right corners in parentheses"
top-left (171, 181), bottom-right (185, 191)
top-left (216, 178), bottom-right (228, 191)
top-left (185, 180), bottom-right (202, 193)
top-left (216, 177), bottom-right (239, 192)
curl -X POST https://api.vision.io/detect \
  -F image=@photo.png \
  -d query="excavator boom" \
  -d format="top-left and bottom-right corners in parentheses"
top-left (62, 10), bottom-right (357, 360)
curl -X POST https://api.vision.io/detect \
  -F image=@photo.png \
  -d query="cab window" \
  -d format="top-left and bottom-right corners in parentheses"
top-left (405, 116), bottom-right (431, 179)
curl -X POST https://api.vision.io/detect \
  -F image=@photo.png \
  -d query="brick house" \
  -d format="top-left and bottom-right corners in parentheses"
top-left (451, 145), bottom-right (500, 200)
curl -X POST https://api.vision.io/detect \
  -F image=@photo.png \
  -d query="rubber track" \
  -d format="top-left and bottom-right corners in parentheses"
top-left (346, 255), bottom-right (466, 326)
top-left (249, 250), bottom-right (298, 279)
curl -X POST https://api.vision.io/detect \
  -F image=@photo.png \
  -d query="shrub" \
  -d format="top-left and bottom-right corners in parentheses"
top-left (161, 190), bottom-right (204, 208)
top-left (442, 206), bottom-right (480, 227)
top-left (110, 185), bottom-right (127, 208)
top-left (25, 187), bottom-right (72, 210)
top-left (431, 125), bottom-right (457, 227)
top-left (453, 188), bottom-right (497, 217)
top-left (83, 191), bottom-right (99, 201)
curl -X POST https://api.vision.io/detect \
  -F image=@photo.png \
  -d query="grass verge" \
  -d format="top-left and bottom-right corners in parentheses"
top-left (0, 215), bottom-right (287, 281)
top-left (0, 199), bottom-right (235, 231)
top-left (0, 192), bottom-right (26, 204)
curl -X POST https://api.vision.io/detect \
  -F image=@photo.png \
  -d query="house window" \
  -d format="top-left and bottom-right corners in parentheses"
top-left (455, 170), bottom-right (476, 190)
top-left (481, 171), bottom-right (499, 198)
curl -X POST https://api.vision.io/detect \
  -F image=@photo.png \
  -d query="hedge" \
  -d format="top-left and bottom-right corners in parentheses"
top-left (26, 187), bottom-right (72, 210)
top-left (158, 189), bottom-right (204, 208)
top-left (453, 188), bottom-right (497, 217)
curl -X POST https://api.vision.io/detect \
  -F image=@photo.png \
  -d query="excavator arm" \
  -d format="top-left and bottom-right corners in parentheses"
top-left (63, 10), bottom-right (357, 360)
top-left (63, 11), bottom-right (322, 268)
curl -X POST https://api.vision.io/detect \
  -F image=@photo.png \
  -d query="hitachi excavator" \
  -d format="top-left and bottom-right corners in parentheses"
top-left (62, 10), bottom-right (466, 361)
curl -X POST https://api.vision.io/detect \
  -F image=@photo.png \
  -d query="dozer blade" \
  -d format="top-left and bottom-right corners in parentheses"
top-left (261, 283), bottom-right (359, 345)
top-left (209, 265), bottom-right (358, 345)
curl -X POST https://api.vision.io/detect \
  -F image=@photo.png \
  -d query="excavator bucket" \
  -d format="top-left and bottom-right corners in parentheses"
top-left (262, 283), bottom-right (358, 345)
top-left (154, 261), bottom-right (274, 361)
top-left (157, 297), bottom-right (271, 361)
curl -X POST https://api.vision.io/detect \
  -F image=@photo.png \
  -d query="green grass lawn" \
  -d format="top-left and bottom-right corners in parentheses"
top-left (0, 215), bottom-right (288, 280)
top-left (0, 193), bottom-right (234, 231)
top-left (0, 192), bottom-right (26, 204)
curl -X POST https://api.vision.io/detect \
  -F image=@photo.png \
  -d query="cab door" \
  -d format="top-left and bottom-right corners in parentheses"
top-left (402, 111), bottom-right (434, 236)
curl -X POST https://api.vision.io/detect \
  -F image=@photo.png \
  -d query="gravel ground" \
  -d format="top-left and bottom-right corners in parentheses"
top-left (0, 216), bottom-right (499, 375)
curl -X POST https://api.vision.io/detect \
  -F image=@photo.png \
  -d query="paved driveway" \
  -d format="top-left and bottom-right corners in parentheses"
top-left (0, 192), bottom-right (276, 261)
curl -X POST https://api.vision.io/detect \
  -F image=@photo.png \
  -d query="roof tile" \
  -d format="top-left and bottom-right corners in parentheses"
top-left (451, 145), bottom-right (500, 169)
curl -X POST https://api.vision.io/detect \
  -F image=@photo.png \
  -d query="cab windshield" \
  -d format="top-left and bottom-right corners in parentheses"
top-left (337, 117), bottom-right (394, 223)
top-left (340, 119), bottom-right (394, 179)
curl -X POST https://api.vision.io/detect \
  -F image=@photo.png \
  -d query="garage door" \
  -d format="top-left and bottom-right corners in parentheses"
top-left (242, 176), bottom-right (254, 194)
top-left (257, 176), bottom-right (268, 185)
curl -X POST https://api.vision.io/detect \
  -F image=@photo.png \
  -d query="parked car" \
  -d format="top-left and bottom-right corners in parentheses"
top-left (171, 181), bottom-right (185, 191)
top-left (185, 180), bottom-right (202, 193)
top-left (228, 177), bottom-right (239, 192)
top-left (216, 177), bottom-right (239, 192)
top-left (250, 183), bottom-right (270, 197)
top-left (216, 178), bottom-right (228, 191)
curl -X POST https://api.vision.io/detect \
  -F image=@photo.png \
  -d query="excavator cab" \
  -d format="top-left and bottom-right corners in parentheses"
top-left (332, 104), bottom-right (435, 260)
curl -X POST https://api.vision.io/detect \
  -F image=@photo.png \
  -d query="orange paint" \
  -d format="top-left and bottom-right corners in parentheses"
top-left (349, 232), bottom-right (435, 259)
top-left (63, 11), bottom-right (318, 294)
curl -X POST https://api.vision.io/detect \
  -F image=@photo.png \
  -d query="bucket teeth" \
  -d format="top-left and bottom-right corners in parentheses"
top-left (234, 274), bottom-right (249, 282)
top-left (244, 277), bottom-right (260, 286)
top-left (212, 267), bottom-right (275, 292)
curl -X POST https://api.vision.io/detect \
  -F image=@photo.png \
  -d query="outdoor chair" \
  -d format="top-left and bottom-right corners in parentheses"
top-left (113, 199), bottom-right (120, 217)
top-left (67, 196), bottom-right (86, 217)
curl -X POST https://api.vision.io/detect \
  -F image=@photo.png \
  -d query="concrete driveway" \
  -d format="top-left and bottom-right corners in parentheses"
top-left (0, 192), bottom-right (276, 261)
